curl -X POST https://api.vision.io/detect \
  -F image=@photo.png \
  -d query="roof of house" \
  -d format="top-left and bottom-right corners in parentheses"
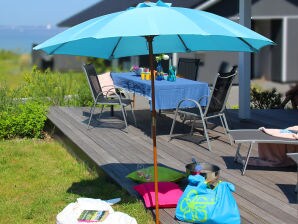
top-left (199, 0), bottom-right (298, 19)
top-left (58, 0), bottom-right (298, 27)
top-left (58, 0), bottom-right (205, 27)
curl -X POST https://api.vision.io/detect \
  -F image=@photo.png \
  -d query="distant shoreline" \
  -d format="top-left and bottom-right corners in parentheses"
top-left (0, 25), bottom-right (66, 53)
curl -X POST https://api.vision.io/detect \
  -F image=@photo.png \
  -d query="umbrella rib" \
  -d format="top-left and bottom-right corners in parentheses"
top-left (48, 42), bottom-right (67, 55)
top-left (237, 37), bottom-right (258, 52)
top-left (110, 37), bottom-right (122, 59)
top-left (177, 35), bottom-right (190, 52)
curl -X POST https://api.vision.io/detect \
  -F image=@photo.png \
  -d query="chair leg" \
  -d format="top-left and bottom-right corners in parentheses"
top-left (132, 92), bottom-right (136, 108)
top-left (169, 109), bottom-right (179, 141)
top-left (130, 104), bottom-right (137, 126)
top-left (234, 143), bottom-right (242, 162)
top-left (241, 143), bottom-right (253, 175)
top-left (295, 167), bottom-right (298, 193)
top-left (97, 105), bottom-right (105, 120)
top-left (88, 104), bottom-right (105, 129)
top-left (202, 118), bottom-right (212, 151)
top-left (221, 113), bottom-right (233, 145)
top-left (219, 114), bottom-right (225, 128)
top-left (87, 103), bottom-right (97, 129)
top-left (190, 117), bottom-right (196, 135)
top-left (123, 105), bottom-right (128, 117)
top-left (121, 105), bottom-right (128, 129)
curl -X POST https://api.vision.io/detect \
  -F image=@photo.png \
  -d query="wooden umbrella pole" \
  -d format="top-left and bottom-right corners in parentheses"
top-left (146, 35), bottom-right (159, 224)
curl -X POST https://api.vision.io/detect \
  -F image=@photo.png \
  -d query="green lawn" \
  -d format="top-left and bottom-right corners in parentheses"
top-left (0, 138), bottom-right (154, 223)
top-left (0, 51), bottom-right (31, 88)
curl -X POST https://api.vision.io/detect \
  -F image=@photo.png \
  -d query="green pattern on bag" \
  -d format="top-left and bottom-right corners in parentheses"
top-left (179, 189), bottom-right (216, 222)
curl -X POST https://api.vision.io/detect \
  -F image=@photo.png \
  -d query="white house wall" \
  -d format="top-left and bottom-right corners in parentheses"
top-left (286, 17), bottom-right (298, 82)
top-left (177, 51), bottom-right (238, 85)
top-left (253, 0), bottom-right (298, 17)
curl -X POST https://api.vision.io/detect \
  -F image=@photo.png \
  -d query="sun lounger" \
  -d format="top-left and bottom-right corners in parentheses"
top-left (228, 129), bottom-right (298, 175)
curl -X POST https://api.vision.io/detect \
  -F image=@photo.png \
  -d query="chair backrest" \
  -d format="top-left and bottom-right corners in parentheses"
top-left (82, 63), bottom-right (104, 102)
top-left (205, 65), bottom-right (238, 116)
top-left (177, 58), bottom-right (200, 81)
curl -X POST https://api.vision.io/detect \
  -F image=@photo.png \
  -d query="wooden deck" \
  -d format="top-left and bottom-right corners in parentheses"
top-left (47, 106), bottom-right (298, 224)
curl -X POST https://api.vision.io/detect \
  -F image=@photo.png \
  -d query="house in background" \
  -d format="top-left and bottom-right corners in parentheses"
top-left (56, 0), bottom-right (297, 84)
top-left (192, 0), bottom-right (298, 84)
top-left (32, 44), bottom-right (85, 72)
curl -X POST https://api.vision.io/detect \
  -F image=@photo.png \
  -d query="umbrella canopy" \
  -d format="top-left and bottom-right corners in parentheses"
top-left (34, 1), bottom-right (274, 223)
top-left (34, 1), bottom-right (273, 59)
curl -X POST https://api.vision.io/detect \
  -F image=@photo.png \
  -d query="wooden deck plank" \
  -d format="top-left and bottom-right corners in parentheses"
top-left (47, 107), bottom-right (298, 224)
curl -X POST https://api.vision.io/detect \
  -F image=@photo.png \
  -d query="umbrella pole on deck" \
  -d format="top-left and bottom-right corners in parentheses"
top-left (146, 35), bottom-right (159, 224)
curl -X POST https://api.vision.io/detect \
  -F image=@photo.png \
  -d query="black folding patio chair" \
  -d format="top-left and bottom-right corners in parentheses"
top-left (177, 58), bottom-right (200, 81)
top-left (82, 63), bottom-right (136, 129)
top-left (169, 66), bottom-right (238, 151)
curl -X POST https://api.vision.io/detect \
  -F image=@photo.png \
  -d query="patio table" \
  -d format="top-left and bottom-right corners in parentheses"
top-left (111, 72), bottom-right (209, 110)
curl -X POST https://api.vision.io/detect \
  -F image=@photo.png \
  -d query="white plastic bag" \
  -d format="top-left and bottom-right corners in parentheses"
top-left (56, 198), bottom-right (137, 224)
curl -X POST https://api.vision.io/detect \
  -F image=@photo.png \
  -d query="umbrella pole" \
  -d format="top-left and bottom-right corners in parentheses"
top-left (146, 35), bottom-right (159, 224)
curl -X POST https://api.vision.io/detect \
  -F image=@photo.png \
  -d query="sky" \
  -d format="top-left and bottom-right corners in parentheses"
top-left (0, 0), bottom-right (100, 27)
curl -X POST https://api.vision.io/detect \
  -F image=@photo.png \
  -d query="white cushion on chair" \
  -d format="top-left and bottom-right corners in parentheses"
top-left (97, 72), bottom-right (116, 96)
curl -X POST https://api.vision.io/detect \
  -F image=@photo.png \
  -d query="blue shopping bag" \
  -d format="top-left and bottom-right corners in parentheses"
top-left (175, 175), bottom-right (240, 224)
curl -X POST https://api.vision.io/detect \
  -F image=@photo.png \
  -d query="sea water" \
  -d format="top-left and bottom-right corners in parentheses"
top-left (0, 25), bottom-right (66, 53)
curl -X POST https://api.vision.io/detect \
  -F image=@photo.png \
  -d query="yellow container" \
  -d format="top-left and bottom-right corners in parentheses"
top-left (141, 72), bottom-right (146, 80)
top-left (145, 72), bottom-right (151, 80)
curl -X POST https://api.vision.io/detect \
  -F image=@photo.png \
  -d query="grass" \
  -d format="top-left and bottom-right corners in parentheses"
top-left (0, 50), bottom-right (87, 94)
top-left (0, 50), bottom-right (93, 107)
top-left (0, 138), bottom-right (154, 223)
top-left (0, 51), bottom-right (31, 88)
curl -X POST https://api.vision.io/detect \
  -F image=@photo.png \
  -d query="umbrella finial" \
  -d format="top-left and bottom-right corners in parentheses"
top-left (136, 0), bottom-right (171, 8)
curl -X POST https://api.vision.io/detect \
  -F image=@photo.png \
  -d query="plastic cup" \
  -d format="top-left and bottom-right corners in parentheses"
top-left (145, 72), bottom-right (151, 80)
top-left (141, 72), bottom-right (146, 80)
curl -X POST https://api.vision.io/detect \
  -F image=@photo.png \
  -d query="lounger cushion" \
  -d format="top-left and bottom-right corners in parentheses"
top-left (126, 166), bottom-right (185, 183)
top-left (260, 126), bottom-right (298, 139)
top-left (97, 72), bottom-right (116, 96)
top-left (134, 182), bottom-right (183, 208)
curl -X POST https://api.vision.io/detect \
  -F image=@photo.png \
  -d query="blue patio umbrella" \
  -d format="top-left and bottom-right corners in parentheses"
top-left (35, 1), bottom-right (273, 58)
top-left (34, 1), bottom-right (274, 223)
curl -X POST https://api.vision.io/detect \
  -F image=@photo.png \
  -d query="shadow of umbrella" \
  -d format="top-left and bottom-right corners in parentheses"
top-left (33, 1), bottom-right (274, 223)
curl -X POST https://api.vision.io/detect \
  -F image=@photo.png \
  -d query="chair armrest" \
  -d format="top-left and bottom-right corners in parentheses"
top-left (198, 95), bottom-right (209, 104)
top-left (176, 98), bottom-right (203, 111)
top-left (94, 91), bottom-right (105, 103)
top-left (100, 85), bottom-right (127, 99)
top-left (100, 85), bottom-right (117, 96)
top-left (101, 84), bottom-right (116, 89)
top-left (103, 84), bottom-right (132, 100)
top-left (105, 88), bottom-right (120, 97)
top-left (175, 99), bottom-right (205, 121)
top-left (114, 87), bottom-right (132, 100)
top-left (95, 89), bottom-right (123, 104)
